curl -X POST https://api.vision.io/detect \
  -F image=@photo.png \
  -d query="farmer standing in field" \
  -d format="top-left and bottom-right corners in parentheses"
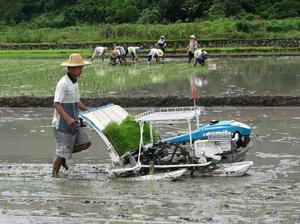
top-left (155, 36), bottom-right (166, 61)
top-left (91, 46), bottom-right (108, 62)
top-left (187, 35), bottom-right (198, 63)
top-left (52, 53), bottom-right (91, 177)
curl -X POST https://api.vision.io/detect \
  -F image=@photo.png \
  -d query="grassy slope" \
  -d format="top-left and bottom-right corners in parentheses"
top-left (1, 18), bottom-right (300, 44)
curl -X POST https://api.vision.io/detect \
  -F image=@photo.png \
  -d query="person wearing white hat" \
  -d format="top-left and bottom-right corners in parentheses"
top-left (52, 53), bottom-right (91, 177)
top-left (91, 46), bottom-right (108, 62)
top-left (155, 36), bottom-right (167, 61)
top-left (147, 48), bottom-right (164, 65)
top-left (194, 49), bottom-right (208, 66)
top-left (186, 35), bottom-right (198, 63)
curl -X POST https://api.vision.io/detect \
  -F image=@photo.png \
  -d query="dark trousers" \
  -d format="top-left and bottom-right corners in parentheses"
top-left (148, 55), bottom-right (159, 63)
top-left (194, 57), bottom-right (205, 66)
top-left (188, 51), bottom-right (194, 63)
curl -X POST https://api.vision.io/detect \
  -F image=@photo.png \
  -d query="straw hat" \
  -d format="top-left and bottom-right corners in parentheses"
top-left (156, 49), bottom-right (164, 57)
top-left (111, 50), bottom-right (118, 58)
top-left (61, 53), bottom-right (91, 67)
top-left (190, 35), bottom-right (196, 39)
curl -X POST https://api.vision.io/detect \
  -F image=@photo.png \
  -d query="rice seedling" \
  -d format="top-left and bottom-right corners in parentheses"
top-left (1, 46), bottom-right (299, 60)
top-left (103, 116), bottom-right (157, 156)
top-left (3, 200), bottom-right (9, 210)
top-left (0, 58), bottom-right (209, 96)
top-left (0, 49), bottom-right (92, 59)
top-left (1, 56), bottom-right (300, 97)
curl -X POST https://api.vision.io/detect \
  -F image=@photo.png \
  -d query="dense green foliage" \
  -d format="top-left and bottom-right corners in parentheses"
top-left (103, 116), bottom-right (154, 156)
top-left (0, 0), bottom-right (299, 27)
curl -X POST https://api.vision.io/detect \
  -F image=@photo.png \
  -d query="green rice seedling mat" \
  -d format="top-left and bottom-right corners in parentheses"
top-left (103, 116), bottom-right (157, 156)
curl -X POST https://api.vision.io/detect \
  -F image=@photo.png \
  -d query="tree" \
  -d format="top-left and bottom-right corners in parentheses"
top-left (268, 0), bottom-right (300, 18)
top-left (106, 0), bottom-right (140, 23)
top-left (181, 0), bottom-right (213, 21)
top-left (208, 0), bottom-right (256, 18)
top-left (156, 0), bottom-right (186, 22)
top-left (137, 7), bottom-right (161, 24)
top-left (0, 0), bottom-right (23, 24)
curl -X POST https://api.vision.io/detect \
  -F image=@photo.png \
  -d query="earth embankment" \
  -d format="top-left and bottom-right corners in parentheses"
top-left (1, 95), bottom-right (300, 107)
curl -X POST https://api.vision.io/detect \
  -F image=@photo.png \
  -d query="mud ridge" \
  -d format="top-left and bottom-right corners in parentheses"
top-left (1, 95), bottom-right (300, 107)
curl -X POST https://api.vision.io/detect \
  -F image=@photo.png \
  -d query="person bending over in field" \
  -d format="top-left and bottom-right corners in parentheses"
top-left (187, 35), bottom-right (198, 63)
top-left (194, 49), bottom-right (208, 66)
top-left (125, 46), bottom-right (142, 63)
top-left (52, 53), bottom-right (91, 177)
top-left (111, 46), bottom-right (126, 65)
top-left (91, 46), bottom-right (108, 62)
top-left (147, 48), bottom-right (164, 65)
top-left (155, 36), bottom-right (166, 61)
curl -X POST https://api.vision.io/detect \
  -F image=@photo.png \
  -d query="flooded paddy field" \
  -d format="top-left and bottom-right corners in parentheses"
top-left (0, 56), bottom-right (300, 98)
top-left (0, 107), bottom-right (299, 223)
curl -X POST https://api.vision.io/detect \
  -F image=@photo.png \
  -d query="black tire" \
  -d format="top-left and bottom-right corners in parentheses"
top-left (234, 132), bottom-right (250, 148)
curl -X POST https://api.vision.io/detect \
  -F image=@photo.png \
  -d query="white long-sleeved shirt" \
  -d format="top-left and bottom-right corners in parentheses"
top-left (194, 49), bottom-right (207, 58)
top-left (148, 48), bottom-right (162, 58)
top-left (114, 46), bottom-right (126, 55)
top-left (156, 39), bottom-right (166, 47)
top-left (128, 46), bottom-right (141, 56)
top-left (94, 46), bottom-right (106, 55)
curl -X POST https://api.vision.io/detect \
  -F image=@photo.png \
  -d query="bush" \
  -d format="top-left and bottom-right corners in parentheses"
top-left (236, 19), bottom-right (266, 33)
top-left (236, 20), bottom-right (250, 32)
top-left (0, 22), bottom-right (6, 31)
top-left (266, 20), bottom-right (297, 32)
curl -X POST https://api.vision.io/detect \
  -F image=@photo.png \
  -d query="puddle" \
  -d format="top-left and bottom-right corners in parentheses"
top-left (0, 107), bottom-right (299, 223)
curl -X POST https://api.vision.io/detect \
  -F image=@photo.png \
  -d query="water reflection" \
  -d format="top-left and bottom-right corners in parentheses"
top-left (125, 56), bottom-right (300, 97)
top-left (190, 75), bottom-right (208, 88)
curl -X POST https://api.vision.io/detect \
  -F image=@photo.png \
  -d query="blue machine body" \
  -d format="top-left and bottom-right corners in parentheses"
top-left (158, 120), bottom-right (251, 144)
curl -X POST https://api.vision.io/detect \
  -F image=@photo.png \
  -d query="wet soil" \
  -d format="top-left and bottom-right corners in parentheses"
top-left (0, 107), bottom-right (299, 223)
top-left (1, 95), bottom-right (300, 108)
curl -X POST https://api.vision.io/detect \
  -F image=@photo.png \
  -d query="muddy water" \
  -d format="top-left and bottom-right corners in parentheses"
top-left (126, 56), bottom-right (300, 97)
top-left (0, 107), bottom-right (299, 223)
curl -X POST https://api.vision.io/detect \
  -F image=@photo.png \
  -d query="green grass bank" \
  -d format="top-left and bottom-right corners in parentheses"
top-left (1, 18), bottom-right (300, 44)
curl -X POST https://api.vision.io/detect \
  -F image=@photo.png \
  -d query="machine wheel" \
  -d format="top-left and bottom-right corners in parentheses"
top-left (234, 132), bottom-right (250, 148)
